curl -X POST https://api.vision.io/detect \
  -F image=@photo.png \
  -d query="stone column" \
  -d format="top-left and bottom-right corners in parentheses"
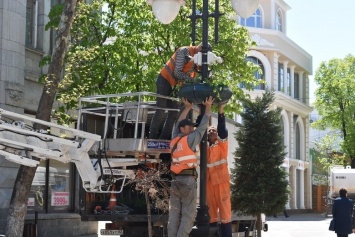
top-left (292, 166), bottom-right (297, 209)
top-left (285, 167), bottom-right (291, 209)
top-left (299, 169), bottom-right (305, 209)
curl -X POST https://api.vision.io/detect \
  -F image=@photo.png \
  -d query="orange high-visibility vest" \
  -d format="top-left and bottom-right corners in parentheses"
top-left (160, 46), bottom-right (197, 87)
top-left (207, 139), bottom-right (229, 185)
top-left (170, 136), bottom-right (198, 174)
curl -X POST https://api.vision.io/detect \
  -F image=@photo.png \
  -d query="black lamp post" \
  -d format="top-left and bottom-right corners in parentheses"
top-left (148, 0), bottom-right (259, 235)
top-left (189, 0), bottom-right (223, 234)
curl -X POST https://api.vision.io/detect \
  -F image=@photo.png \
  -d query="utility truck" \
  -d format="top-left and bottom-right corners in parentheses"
top-left (325, 166), bottom-right (355, 217)
top-left (0, 92), bottom-right (263, 237)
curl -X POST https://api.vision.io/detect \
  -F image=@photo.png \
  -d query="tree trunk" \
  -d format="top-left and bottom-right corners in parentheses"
top-left (5, 1), bottom-right (77, 236)
top-left (351, 157), bottom-right (355, 169)
top-left (145, 190), bottom-right (153, 237)
top-left (5, 166), bottom-right (37, 237)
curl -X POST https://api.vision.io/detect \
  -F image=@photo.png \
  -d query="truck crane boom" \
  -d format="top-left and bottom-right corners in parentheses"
top-left (0, 108), bottom-right (127, 193)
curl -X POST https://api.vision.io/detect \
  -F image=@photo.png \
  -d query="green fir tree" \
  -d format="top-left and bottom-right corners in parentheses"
top-left (231, 90), bottom-right (288, 236)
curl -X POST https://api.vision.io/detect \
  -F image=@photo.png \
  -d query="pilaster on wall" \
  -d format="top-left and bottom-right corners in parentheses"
top-left (290, 65), bottom-right (295, 98)
top-left (290, 111), bottom-right (294, 160)
top-left (305, 74), bottom-right (309, 105)
top-left (273, 53), bottom-right (280, 91)
top-left (299, 169), bottom-right (305, 209)
top-left (289, 165), bottom-right (296, 209)
top-left (0, 0), bottom-right (26, 113)
top-left (299, 71), bottom-right (304, 104)
top-left (304, 168), bottom-right (312, 209)
top-left (284, 167), bottom-right (291, 209)
top-left (305, 116), bottom-right (310, 162)
top-left (283, 61), bottom-right (289, 94)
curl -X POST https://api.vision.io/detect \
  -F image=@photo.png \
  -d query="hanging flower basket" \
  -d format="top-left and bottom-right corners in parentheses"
top-left (177, 83), bottom-right (232, 104)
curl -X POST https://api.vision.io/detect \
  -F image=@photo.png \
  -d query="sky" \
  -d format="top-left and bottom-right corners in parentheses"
top-left (285, 0), bottom-right (355, 104)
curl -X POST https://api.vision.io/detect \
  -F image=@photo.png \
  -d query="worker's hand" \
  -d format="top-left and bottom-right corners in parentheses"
top-left (202, 96), bottom-right (214, 107)
top-left (218, 102), bottom-right (226, 114)
top-left (182, 97), bottom-right (193, 109)
top-left (353, 228), bottom-right (355, 233)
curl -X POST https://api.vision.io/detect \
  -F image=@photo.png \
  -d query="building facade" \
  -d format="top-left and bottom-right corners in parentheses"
top-left (0, 0), bottom-right (98, 236)
top-left (235, 0), bottom-right (313, 212)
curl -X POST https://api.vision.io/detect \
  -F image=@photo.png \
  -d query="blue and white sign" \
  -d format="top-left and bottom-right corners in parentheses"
top-left (147, 140), bottom-right (170, 150)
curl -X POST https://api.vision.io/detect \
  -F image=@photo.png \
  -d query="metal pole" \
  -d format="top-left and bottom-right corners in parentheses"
top-left (35, 211), bottom-right (38, 237)
top-left (244, 227), bottom-right (249, 237)
top-left (189, 0), bottom-right (224, 235)
top-left (193, 0), bottom-right (210, 235)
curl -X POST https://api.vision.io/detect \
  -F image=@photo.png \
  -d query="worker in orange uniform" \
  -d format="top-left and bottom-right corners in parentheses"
top-left (207, 103), bottom-right (232, 237)
top-left (149, 43), bottom-right (211, 140)
top-left (168, 96), bottom-right (214, 237)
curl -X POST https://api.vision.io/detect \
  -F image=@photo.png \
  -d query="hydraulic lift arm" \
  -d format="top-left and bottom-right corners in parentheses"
top-left (0, 108), bottom-right (128, 193)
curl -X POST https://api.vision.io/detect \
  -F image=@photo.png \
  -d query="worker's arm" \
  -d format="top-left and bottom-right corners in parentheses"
top-left (217, 103), bottom-right (228, 140)
top-left (188, 97), bottom-right (214, 149)
top-left (172, 98), bottom-right (193, 138)
top-left (173, 47), bottom-right (194, 82)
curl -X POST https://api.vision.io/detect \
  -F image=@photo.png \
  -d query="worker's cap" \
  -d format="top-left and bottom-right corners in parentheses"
top-left (208, 126), bottom-right (217, 134)
top-left (178, 119), bottom-right (197, 128)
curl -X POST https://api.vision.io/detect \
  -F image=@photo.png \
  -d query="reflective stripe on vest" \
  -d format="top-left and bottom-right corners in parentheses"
top-left (207, 159), bottom-right (227, 168)
top-left (172, 154), bottom-right (197, 163)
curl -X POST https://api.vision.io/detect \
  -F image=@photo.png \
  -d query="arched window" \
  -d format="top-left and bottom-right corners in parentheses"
top-left (240, 56), bottom-right (265, 90)
top-left (239, 8), bottom-right (262, 28)
top-left (276, 10), bottom-right (283, 32)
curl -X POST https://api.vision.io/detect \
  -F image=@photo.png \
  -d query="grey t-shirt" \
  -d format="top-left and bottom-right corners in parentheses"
top-left (172, 114), bottom-right (209, 152)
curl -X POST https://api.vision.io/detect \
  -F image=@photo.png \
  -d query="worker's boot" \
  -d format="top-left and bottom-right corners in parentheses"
top-left (209, 222), bottom-right (219, 237)
top-left (220, 222), bottom-right (232, 237)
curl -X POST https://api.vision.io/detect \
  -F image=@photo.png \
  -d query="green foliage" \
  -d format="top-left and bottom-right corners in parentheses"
top-left (231, 90), bottom-right (288, 216)
top-left (45, 3), bottom-right (64, 31)
top-left (43, 0), bottom-right (258, 123)
top-left (313, 54), bottom-right (355, 167)
top-left (312, 134), bottom-right (349, 185)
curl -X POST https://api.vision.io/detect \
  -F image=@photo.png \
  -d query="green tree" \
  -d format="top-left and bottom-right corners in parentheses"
top-left (312, 133), bottom-right (347, 183)
top-left (313, 54), bottom-right (355, 168)
top-left (54, 0), bottom-right (259, 123)
top-left (231, 90), bottom-right (288, 237)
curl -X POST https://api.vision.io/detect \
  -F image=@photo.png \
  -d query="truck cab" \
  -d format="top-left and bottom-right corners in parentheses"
top-left (325, 166), bottom-right (355, 217)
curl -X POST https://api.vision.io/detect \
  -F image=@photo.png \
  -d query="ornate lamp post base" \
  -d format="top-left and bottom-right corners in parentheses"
top-left (190, 205), bottom-right (211, 237)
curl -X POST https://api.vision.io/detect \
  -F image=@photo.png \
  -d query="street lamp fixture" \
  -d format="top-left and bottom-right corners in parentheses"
top-left (231, 0), bottom-right (259, 18)
top-left (148, 0), bottom-right (259, 24)
top-left (147, 0), bottom-right (186, 24)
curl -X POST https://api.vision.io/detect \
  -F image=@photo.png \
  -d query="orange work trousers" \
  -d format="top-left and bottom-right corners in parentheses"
top-left (206, 181), bottom-right (231, 223)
